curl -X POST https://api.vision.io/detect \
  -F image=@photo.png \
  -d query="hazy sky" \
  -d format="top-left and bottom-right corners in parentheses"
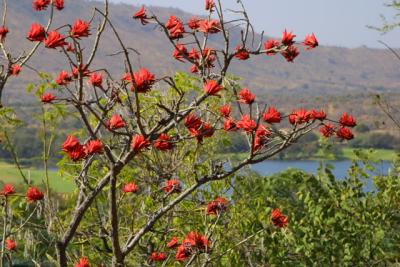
top-left (111, 0), bottom-right (400, 48)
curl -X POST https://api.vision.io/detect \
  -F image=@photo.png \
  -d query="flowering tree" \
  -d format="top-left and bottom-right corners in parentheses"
top-left (0, 0), bottom-right (357, 266)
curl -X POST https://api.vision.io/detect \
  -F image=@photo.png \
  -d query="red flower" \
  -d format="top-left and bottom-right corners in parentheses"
top-left (185, 232), bottom-right (209, 251)
top-left (198, 19), bottom-right (221, 34)
top-left (264, 39), bottom-right (280, 55)
top-left (173, 43), bottom-right (188, 62)
top-left (107, 114), bottom-right (126, 130)
top-left (303, 33), bottom-right (318, 50)
top-left (176, 245), bottom-right (192, 261)
top-left (26, 187), bottom-right (44, 202)
top-left (205, 0), bottom-right (215, 11)
top-left (190, 65), bottom-right (199, 73)
top-left (281, 29), bottom-right (296, 46)
top-left (223, 118), bottom-right (237, 131)
top-left (201, 47), bottom-right (217, 68)
top-left (271, 208), bottom-right (288, 228)
top-left (256, 125), bottom-right (271, 138)
top-left (71, 19), bottom-right (90, 39)
top-left (204, 80), bottom-right (223, 96)
top-left (281, 45), bottom-right (299, 62)
top-left (62, 135), bottom-right (80, 152)
top-left (238, 88), bottom-right (255, 104)
top-left (9, 64), bottom-right (21, 76)
top-left (133, 6), bottom-right (148, 25)
top-left (339, 112), bottom-right (356, 127)
top-left (33, 0), bottom-right (50, 11)
top-left (72, 64), bottom-right (90, 78)
top-left (27, 23), bottom-right (46, 42)
top-left (154, 133), bottom-right (173, 151)
top-left (0, 26), bottom-right (8, 42)
top-left (169, 22), bottom-right (185, 39)
top-left (189, 122), bottom-right (214, 143)
top-left (219, 104), bottom-right (231, 118)
top-left (310, 109), bottom-right (326, 121)
top-left (165, 16), bottom-right (185, 39)
top-left (167, 236), bottom-right (180, 249)
top-left (1, 184), bottom-right (15, 196)
top-left (88, 72), bottom-right (103, 88)
top-left (235, 45), bottom-right (250, 60)
top-left (289, 109), bottom-right (312, 125)
top-left (164, 178), bottom-right (181, 194)
top-left (44, 31), bottom-right (67, 48)
top-left (66, 43), bottom-right (75, 52)
top-left (236, 114), bottom-right (256, 133)
top-left (263, 107), bottom-right (281, 123)
top-left (53, 0), bottom-right (64, 10)
top-left (188, 17), bottom-right (200, 30)
top-left (150, 252), bottom-right (166, 262)
top-left (75, 257), bottom-right (90, 267)
top-left (188, 48), bottom-right (200, 61)
top-left (131, 68), bottom-right (155, 93)
top-left (336, 127), bottom-right (354, 140)
top-left (320, 123), bottom-right (335, 138)
top-left (166, 16), bottom-right (181, 30)
top-left (55, 70), bottom-right (72, 85)
top-left (122, 182), bottom-right (138, 193)
top-left (207, 197), bottom-right (228, 215)
top-left (40, 92), bottom-right (56, 103)
top-left (5, 239), bottom-right (16, 251)
top-left (67, 145), bottom-right (87, 161)
top-left (84, 140), bottom-right (103, 155)
top-left (131, 135), bottom-right (150, 152)
top-left (184, 113), bottom-right (202, 130)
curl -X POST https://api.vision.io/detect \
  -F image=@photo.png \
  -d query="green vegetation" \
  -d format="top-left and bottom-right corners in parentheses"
top-left (0, 161), bottom-right (74, 193)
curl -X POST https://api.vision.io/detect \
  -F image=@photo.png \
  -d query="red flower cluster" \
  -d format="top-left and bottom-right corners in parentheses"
top-left (164, 178), bottom-right (182, 194)
top-left (40, 92), bottom-right (56, 103)
top-left (205, 0), bottom-right (215, 11)
top-left (71, 19), bottom-right (90, 39)
top-left (33, 0), bottom-right (50, 11)
top-left (174, 232), bottom-right (210, 261)
top-left (204, 80), bottom-right (223, 96)
top-left (263, 107), bottom-right (281, 124)
top-left (184, 113), bottom-right (214, 143)
top-left (131, 135), bottom-right (151, 152)
top-left (62, 135), bottom-right (103, 161)
top-left (88, 72), bottom-right (103, 88)
top-left (318, 112), bottom-right (356, 140)
top-left (75, 257), bottom-right (90, 267)
top-left (0, 184), bottom-right (15, 196)
top-left (235, 45), bottom-right (250, 60)
top-left (238, 88), bottom-right (255, 104)
top-left (122, 182), bottom-right (139, 193)
top-left (0, 26), bottom-right (8, 42)
top-left (154, 133), bottom-right (173, 151)
top-left (27, 23), bottom-right (46, 42)
top-left (44, 31), bottom-right (67, 48)
top-left (9, 64), bottom-right (22, 76)
top-left (271, 208), bottom-right (288, 228)
top-left (5, 239), bottom-right (16, 251)
top-left (165, 16), bottom-right (185, 39)
top-left (206, 197), bottom-right (228, 215)
top-left (107, 114), bottom-right (126, 130)
top-left (26, 187), bottom-right (44, 202)
top-left (150, 252), bottom-right (166, 262)
top-left (123, 68), bottom-right (155, 93)
top-left (133, 6), bottom-right (149, 25)
top-left (55, 70), bottom-right (72, 85)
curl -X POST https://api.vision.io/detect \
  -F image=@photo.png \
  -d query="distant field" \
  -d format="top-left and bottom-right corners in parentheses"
top-left (341, 148), bottom-right (399, 161)
top-left (0, 162), bottom-right (74, 193)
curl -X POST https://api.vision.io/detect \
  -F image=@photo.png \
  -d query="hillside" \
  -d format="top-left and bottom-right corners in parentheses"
top-left (1, 0), bottom-right (400, 128)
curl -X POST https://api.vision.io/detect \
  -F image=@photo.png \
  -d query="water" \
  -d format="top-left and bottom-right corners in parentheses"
top-left (252, 160), bottom-right (392, 178)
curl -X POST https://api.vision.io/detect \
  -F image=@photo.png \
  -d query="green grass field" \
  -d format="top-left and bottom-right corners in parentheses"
top-left (0, 162), bottom-right (74, 193)
top-left (341, 148), bottom-right (399, 161)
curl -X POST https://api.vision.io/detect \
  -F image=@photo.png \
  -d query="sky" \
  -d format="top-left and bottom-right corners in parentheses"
top-left (111, 0), bottom-right (400, 49)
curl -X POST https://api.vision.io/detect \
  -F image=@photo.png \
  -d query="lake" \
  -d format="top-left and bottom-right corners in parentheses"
top-left (252, 160), bottom-right (392, 178)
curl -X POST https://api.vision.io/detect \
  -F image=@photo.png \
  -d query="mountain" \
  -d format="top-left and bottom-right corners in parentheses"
top-left (2, 0), bottom-right (400, 129)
